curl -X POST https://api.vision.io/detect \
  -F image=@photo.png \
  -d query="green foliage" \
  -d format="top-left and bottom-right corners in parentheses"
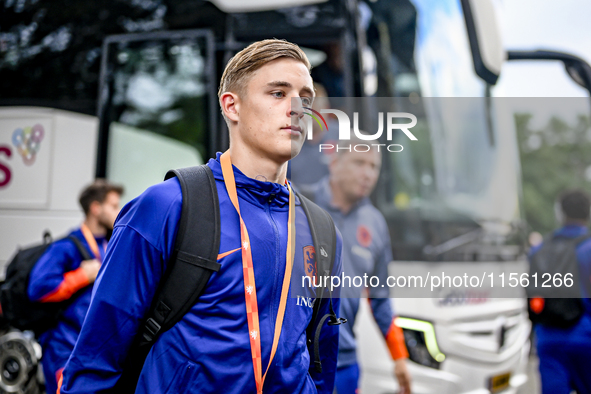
top-left (516, 112), bottom-right (591, 234)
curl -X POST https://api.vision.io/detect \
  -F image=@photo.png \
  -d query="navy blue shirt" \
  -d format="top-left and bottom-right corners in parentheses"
top-left (305, 178), bottom-right (399, 368)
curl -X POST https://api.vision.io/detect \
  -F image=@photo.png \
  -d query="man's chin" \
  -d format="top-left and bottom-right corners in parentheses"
top-left (355, 189), bottom-right (371, 200)
top-left (99, 220), bottom-right (115, 231)
top-left (290, 138), bottom-right (305, 159)
top-left (265, 148), bottom-right (294, 166)
top-left (290, 145), bottom-right (304, 160)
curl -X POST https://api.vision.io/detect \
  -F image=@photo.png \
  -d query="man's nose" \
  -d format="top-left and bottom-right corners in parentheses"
top-left (362, 165), bottom-right (375, 179)
top-left (290, 97), bottom-right (305, 119)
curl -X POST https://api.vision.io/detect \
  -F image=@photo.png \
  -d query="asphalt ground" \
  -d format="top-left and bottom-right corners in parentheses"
top-left (524, 355), bottom-right (541, 394)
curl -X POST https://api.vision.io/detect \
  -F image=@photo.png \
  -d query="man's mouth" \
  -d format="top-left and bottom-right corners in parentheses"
top-left (282, 125), bottom-right (302, 136)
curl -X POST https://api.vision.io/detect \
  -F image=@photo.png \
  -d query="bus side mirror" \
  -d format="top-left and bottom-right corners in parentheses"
top-left (565, 61), bottom-right (591, 91)
top-left (507, 50), bottom-right (591, 96)
top-left (461, 0), bottom-right (505, 85)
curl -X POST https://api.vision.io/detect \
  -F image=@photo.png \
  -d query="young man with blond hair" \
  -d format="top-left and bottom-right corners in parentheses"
top-left (58, 39), bottom-right (343, 394)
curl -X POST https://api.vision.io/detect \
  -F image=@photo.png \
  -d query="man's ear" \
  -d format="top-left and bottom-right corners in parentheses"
top-left (328, 152), bottom-right (339, 174)
top-left (89, 200), bottom-right (101, 218)
top-left (220, 92), bottom-right (240, 122)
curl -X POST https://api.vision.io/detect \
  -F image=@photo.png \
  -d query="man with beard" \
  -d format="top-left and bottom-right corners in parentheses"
top-left (28, 179), bottom-right (123, 394)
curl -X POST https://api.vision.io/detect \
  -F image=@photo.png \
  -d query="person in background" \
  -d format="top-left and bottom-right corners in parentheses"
top-left (301, 137), bottom-right (412, 394)
top-left (28, 179), bottom-right (123, 394)
top-left (529, 190), bottom-right (591, 394)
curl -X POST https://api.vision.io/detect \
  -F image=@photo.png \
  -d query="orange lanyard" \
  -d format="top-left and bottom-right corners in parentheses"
top-left (220, 152), bottom-right (295, 394)
top-left (80, 223), bottom-right (104, 261)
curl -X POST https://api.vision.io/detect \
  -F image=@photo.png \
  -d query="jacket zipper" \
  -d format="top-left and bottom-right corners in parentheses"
top-left (264, 193), bottom-right (280, 378)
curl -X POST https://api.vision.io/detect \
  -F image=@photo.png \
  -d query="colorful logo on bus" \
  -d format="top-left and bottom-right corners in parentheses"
top-left (303, 107), bottom-right (329, 131)
top-left (12, 124), bottom-right (45, 166)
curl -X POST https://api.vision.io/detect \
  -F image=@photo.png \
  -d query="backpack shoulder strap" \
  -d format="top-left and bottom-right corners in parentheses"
top-left (67, 235), bottom-right (93, 261)
top-left (572, 233), bottom-right (591, 245)
top-left (297, 191), bottom-right (346, 373)
top-left (116, 165), bottom-right (221, 392)
top-left (298, 192), bottom-right (336, 283)
top-left (141, 164), bottom-right (221, 344)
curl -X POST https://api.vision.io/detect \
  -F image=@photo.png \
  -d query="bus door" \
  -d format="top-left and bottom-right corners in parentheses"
top-left (97, 29), bottom-right (217, 203)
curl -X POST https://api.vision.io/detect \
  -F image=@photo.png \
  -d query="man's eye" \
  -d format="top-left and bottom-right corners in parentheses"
top-left (302, 97), bottom-right (312, 107)
top-left (272, 91), bottom-right (284, 98)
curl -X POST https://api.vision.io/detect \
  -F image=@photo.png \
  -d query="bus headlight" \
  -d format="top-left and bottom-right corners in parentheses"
top-left (395, 317), bottom-right (445, 369)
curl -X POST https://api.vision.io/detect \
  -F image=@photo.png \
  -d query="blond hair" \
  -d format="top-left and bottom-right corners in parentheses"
top-left (218, 39), bottom-right (311, 99)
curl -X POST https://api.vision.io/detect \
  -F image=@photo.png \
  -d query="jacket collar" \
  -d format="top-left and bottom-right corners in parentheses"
top-left (209, 152), bottom-right (290, 208)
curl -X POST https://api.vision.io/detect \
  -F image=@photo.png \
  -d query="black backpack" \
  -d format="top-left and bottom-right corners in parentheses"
top-left (527, 234), bottom-right (589, 328)
top-left (115, 165), bottom-right (345, 392)
top-left (0, 232), bottom-right (92, 335)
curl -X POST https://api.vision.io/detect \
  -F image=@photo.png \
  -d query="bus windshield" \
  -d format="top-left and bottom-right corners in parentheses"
top-left (372, 0), bottom-right (524, 262)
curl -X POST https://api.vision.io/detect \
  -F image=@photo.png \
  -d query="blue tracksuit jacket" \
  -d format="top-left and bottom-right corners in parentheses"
top-left (28, 229), bottom-right (106, 394)
top-left (529, 224), bottom-right (591, 394)
top-left (60, 153), bottom-right (342, 394)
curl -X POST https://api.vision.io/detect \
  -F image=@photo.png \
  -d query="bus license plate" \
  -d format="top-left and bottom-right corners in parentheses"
top-left (489, 372), bottom-right (511, 393)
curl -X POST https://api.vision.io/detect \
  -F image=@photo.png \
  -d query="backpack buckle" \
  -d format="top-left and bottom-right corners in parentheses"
top-left (314, 360), bottom-right (323, 373)
top-left (142, 318), bottom-right (161, 342)
top-left (328, 316), bottom-right (347, 326)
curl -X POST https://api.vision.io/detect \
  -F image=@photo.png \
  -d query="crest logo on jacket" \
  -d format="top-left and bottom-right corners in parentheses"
top-left (357, 225), bottom-right (372, 248)
top-left (303, 245), bottom-right (317, 281)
